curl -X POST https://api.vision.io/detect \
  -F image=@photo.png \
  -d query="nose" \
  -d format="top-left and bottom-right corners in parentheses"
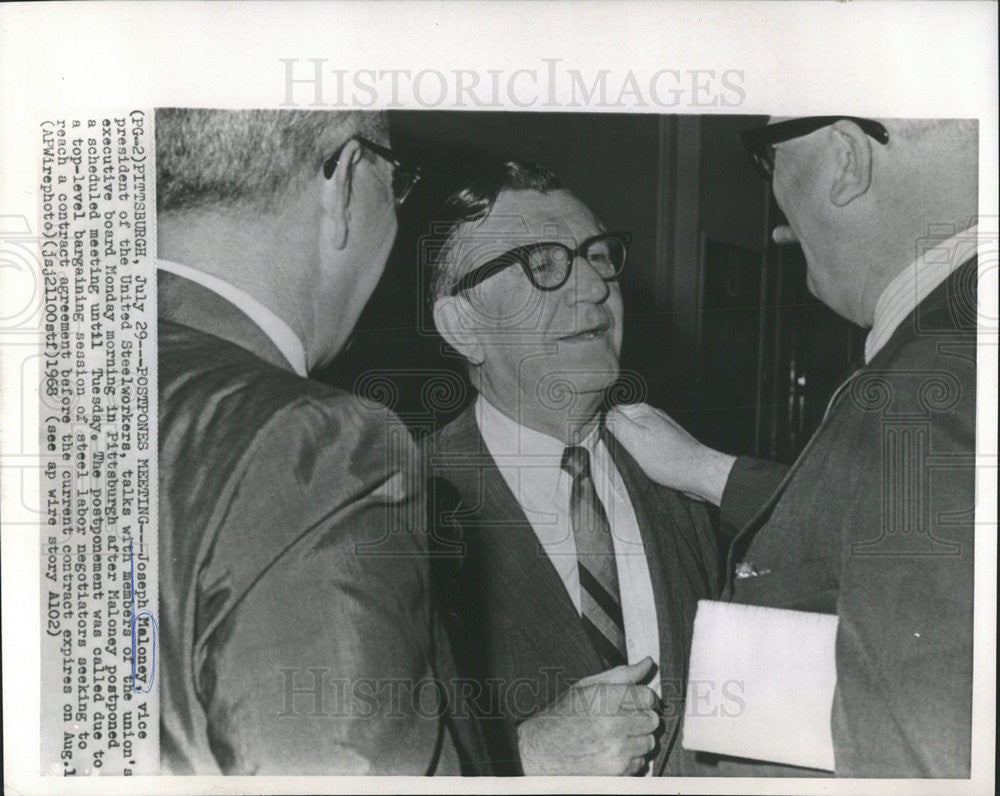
top-left (569, 255), bottom-right (611, 304)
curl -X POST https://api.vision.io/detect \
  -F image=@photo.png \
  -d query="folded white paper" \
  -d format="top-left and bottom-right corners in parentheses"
top-left (683, 599), bottom-right (839, 771)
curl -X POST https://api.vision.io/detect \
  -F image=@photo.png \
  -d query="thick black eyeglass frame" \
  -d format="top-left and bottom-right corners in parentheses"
top-left (740, 116), bottom-right (890, 180)
top-left (448, 230), bottom-right (633, 296)
top-left (322, 137), bottom-right (423, 207)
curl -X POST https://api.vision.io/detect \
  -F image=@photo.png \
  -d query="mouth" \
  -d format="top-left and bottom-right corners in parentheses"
top-left (558, 319), bottom-right (612, 342)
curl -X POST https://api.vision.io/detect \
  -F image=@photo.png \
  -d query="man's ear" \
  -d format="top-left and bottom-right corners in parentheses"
top-left (433, 297), bottom-right (485, 365)
top-left (322, 139), bottom-right (364, 250)
top-left (828, 120), bottom-right (873, 207)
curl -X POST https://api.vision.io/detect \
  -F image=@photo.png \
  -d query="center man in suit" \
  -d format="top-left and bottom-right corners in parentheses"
top-left (425, 162), bottom-right (720, 776)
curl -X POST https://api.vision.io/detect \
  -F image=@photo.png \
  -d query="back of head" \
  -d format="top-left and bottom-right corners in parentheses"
top-left (779, 116), bottom-right (978, 326)
top-left (884, 118), bottom-right (978, 147)
top-left (877, 118), bottom-right (978, 205)
top-left (155, 108), bottom-right (389, 215)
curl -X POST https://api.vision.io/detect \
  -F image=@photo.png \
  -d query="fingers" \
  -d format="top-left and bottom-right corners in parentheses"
top-left (609, 403), bottom-right (691, 440)
top-left (613, 401), bottom-right (671, 424)
top-left (618, 682), bottom-right (659, 711)
top-left (611, 401), bottom-right (649, 417)
top-left (608, 403), bottom-right (653, 431)
top-left (621, 733), bottom-right (657, 776)
top-left (624, 756), bottom-right (646, 776)
top-left (605, 408), bottom-right (643, 447)
top-left (583, 655), bottom-right (655, 686)
top-left (624, 730), bottom-right (657, 756)
top-left (624, 708), bottom-right (661, 736)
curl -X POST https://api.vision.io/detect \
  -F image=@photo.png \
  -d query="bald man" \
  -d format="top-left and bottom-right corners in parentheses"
top-left (612, 117), bottom-right (979, 777)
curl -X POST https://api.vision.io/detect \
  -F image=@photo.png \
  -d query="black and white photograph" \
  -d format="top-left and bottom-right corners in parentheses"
top-left (152, 106), bottom-right (980, 778)
top-left (1, 2), bottom-right (996, 795)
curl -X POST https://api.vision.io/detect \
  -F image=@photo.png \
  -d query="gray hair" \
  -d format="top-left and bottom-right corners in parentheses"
top-left (155, 108), bottom-right (388, 213)
top-left (885, 118), bottom-right (978, 144)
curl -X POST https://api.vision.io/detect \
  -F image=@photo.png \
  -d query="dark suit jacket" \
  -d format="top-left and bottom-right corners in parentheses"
top-left (158, 271), bottom-right (453, 774)
top-left (715, 258), bottom-right (977, 777)
top-left (426, 405), bottom-right (720, 775)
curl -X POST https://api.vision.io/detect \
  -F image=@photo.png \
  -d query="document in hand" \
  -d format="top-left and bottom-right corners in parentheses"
top-left (682, 599), bottom-right (839, 772)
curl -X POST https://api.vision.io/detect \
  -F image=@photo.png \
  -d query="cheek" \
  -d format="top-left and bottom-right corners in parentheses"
top-left (772, 172), bottom-right (798, 222)
top-left (478, 278), bottom-right (544, 332)
top-left (539, 297), bottom-right (573, 338)
top-left (609, 290), bottom-right (624, 352)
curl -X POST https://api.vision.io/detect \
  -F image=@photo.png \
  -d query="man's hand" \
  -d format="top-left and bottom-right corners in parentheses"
top-left (607, 403), bottom-right (736, 506)
top-left (517, 657), bottom-right (661, 776)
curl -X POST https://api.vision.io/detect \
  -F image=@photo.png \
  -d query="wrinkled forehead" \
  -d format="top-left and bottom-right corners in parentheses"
top-left (448, 189), bottom-right (602, 274)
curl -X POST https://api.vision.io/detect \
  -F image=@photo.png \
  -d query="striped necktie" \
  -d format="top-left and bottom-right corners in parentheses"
top-left (561, 445), bottom-right (628, 668)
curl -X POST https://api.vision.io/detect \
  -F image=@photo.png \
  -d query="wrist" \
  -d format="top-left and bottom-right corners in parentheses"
top-left (697, 449), bottom-right (737, 506)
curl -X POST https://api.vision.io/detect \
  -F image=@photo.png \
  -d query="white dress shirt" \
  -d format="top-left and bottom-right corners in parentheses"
top-left (475, 395), bottom-right (662, 693)
top-left (864, 224), bottom-right (978, 362)
top-left (157, 259), bottom-right (309, 377)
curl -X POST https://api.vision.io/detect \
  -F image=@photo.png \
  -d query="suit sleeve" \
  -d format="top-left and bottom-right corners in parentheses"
top-left (831, 350), bottom-right (975, 777)
top-left (718, 455), bottom-right (789, 534)
top-left (191, 397), bottom-right (447, 775)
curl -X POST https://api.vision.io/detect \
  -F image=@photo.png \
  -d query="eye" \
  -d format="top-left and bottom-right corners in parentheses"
top-left (585, 238), bottom-right (623, 276)
top-left (588, 245), bottom-right (611, 266)
top-left (527, 246), bottom-right (570, 286)
top-left (527, 246), bottom-right (562, 272)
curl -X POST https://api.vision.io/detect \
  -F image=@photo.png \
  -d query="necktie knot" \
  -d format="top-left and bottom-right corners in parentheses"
top-left (561, 445), bottom-right (591, 481)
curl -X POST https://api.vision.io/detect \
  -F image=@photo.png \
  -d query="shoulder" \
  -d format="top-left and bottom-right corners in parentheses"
top-left (839, 260), bottom-right (976, 445)
top-left (847, 327), bottom-right (975, 445)
top-left (422, 406), bottom-right (484, 519)
top-left (161, 319), bottom-right (416, 457)
top-left (870, 257), bottom-right (977, 375)
top-left (424, 405), bottom-right (480, 457)
top-left (159, 321), bottom-right (421, 560)
top-left (182, 371), bottom-right (424, 614)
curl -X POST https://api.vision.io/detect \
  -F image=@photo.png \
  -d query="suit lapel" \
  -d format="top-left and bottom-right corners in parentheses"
top-left (604, 430), bottom-right (686, 775)
top-left (723, 256), bottom-right (978, 595)
top-left (432, 408), bottom-right (602, 675)
top-left (723, 365), bottom-right (862, 595)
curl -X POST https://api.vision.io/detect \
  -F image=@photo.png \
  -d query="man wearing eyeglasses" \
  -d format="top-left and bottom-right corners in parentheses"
top-left (426, 162), bottom-right (719, 776)
top-left (155, 109), bottom-right (454, 775)
top-left (610, 117), bottom-right (978, 777)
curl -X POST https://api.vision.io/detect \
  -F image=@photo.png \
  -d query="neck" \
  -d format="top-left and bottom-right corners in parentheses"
top-left (476, 376), bottom-right (603, 445)
top-left (856, 209), bottom-right (976, 326)
top-left (158, 205), bottom-right (321, 362)
top-left (855, 144), bottom-right (978, 325)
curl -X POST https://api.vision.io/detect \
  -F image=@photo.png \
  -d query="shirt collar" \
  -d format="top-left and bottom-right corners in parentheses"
top-left (157, 259), bottom-right (308, 377)
top-left (864, 224), bottom-right (978, 363)
top-left (475, 394), bottom-right (601, 506)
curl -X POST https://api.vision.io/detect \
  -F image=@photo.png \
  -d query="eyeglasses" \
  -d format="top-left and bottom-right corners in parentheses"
top-left (740, 116), bottom-right (890, 180)
top-left (323, 137), bottom-right (423, 207)
top-left (449, 230), bottom-right (632, 296)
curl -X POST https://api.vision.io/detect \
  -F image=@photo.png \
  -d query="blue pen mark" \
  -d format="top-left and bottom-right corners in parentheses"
top-left (129, 539), bottom-right (158, 693)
